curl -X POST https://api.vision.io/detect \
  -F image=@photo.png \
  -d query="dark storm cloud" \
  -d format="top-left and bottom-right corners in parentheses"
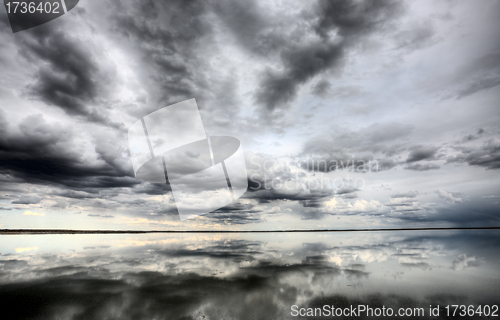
top-left (246, 172), bottom-right (334, 206)
top-left (447, 139), bottom-right (500, 170)
top-left (107, 0), bottom-right (247, 140)
top-left (130, 183), bottom-right (172, 196)
top-left (244, 153), bottom-right (335, 207)
top-left (214, 201), bottom-right (256, 212)
top-left (405, 145), bottom-right (439, 163)
top-left (17, 25), bottom-right (121, 129)
top-left (112, 0), bottom-right (212, 109)
top-left (212, 0), bottom-right (280, 55)
top-left (206, 211), bottom-right (262, 225)
top-left (247, 186), bottom-right (333, 206)
top-left (255, 43), bottom-right (343, 111)
top-left (0, 111), bottom-right (141, 192)
top-left (300, 199), bottom-right (327, 208)
top-left (254, 0), bottom-right (402, 112)
top-left (314, 0), bottom-right (402, 39)
top-left (310, 79), bottom-right (331, 97)
top-left (207, 201), bottom-right (262, 225)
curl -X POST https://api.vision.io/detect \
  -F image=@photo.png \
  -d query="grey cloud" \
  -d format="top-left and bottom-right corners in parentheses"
top-left (17, 26), bottom-right (121, 129)
top-left (0, 259), bottom-right (29, 270)
top-left (440, 51), bottom-right (500, 100)
top-left (300, 122), bottom-right (412, 172)
top-left (50, 190), bottom-right (100, 199)
top-left (212, 0), bottom-right (280, 56)
top-left (335, 187), bottom-right (359, 195)
top-left (394, 23), bottom-right (436, 51)
top-left (457, 76), bottom-right (500, 99)
top-left (11, 195), bottom-right (41, 204)
top-left (341, 192), bottom-right (358, 199)
top-left (396, 199), bottom-right (500, 226)
top-left (314, 0), bottom-right (402, 39)
top-left (462, 128), bottom-right (485, 142)
top-left (310, 79), bottom-right (331, 97)
top-left (447, 138), bottom-right (500, 170)
top-left (299, 199), bottom-right (326, 208)
top-left (400, 262), bottom-right (431, 270)
top-left (436, 189), bottom-right (462, 204)
top-left (385, 199), bottom-right (418, 207)
top-left (244, 153), bottom-right (335, 207)
top-left (405, 145), bottom-right (439, 163)
top-left (0, 112), bottom-right (141, 193)
top-left (208, 202), bottom-right (262, 225)
top-left (300, 209), bottom-right (331, 220)
top-left (390, 190), bottom-right (418, 198)
top-left (255, 42), bottom-right (343, 111)
top-left (404, 163), bottom-right (440, 171)
top-left (311, 82), bottom-right (366, 99)
top-left (456, 52), bottom-right (500, 99)
top-left (205, 211), bottom-right (262, 225)
top-left (304, 122), bottom-right (413, 153)
top-left (113, 0), bottom-right (212, 109)
top-left (112, 1), bottom-right (247, 135)
top-left (255, 0), bottom-right (402, 113)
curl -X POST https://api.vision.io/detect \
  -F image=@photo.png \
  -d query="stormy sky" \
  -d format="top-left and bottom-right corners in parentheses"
top-left (0, 0), bottom-right (499, 230)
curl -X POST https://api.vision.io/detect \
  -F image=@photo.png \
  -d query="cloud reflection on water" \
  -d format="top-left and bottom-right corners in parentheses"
top-left (0, 230), bottom-right (499, 319)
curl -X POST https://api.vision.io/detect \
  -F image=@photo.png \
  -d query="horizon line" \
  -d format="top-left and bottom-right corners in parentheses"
top-left (1, 226), bottom-right (499, 235)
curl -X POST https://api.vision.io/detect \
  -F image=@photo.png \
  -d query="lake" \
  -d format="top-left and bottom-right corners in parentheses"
top-left (1, 230), bottom-right (499, 319)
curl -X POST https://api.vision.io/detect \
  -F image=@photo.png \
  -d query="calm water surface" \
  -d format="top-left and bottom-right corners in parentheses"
top-left (0, 230), bottom-right (499, 319)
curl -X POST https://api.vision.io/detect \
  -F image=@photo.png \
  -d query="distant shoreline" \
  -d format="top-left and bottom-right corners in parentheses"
top-left (1, 227), bottom-right (499, 235)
